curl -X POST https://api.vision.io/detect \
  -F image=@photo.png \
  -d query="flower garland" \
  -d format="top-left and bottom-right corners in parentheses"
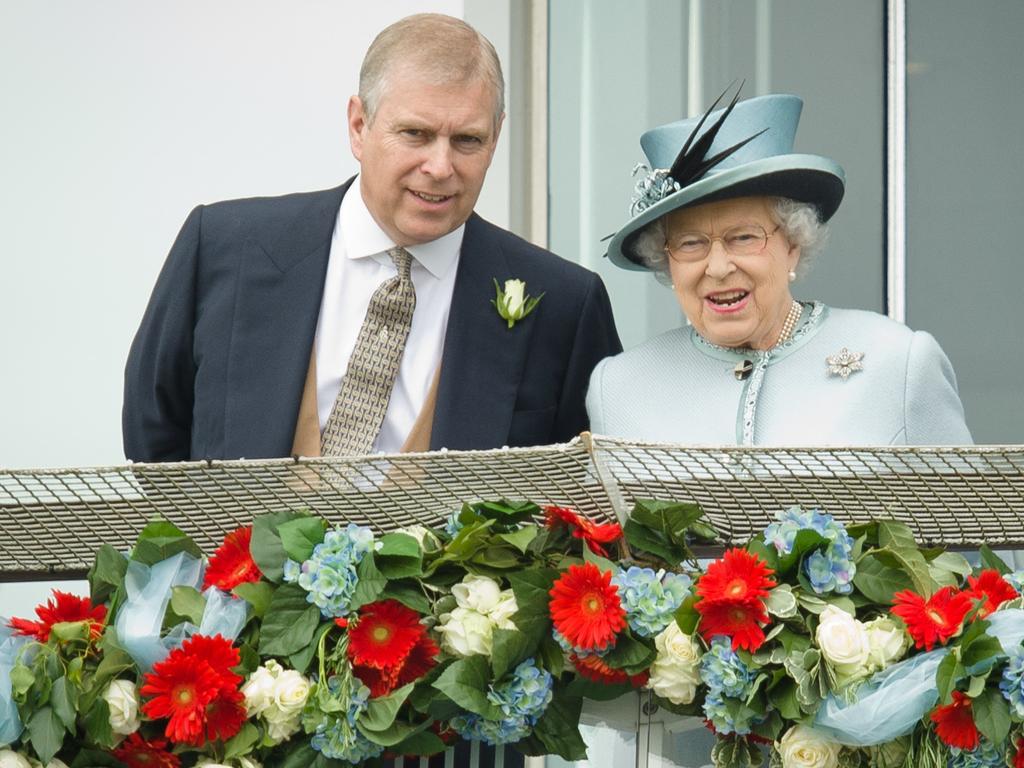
top-left (4, 500), bottom-right (1024, 768)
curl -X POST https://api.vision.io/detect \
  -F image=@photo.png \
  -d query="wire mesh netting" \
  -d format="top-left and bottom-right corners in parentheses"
top-left (3, 436), bottom-right (1024, 579)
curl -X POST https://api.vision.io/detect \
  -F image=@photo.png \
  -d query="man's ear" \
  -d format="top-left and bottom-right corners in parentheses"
top-left (348, 95), bottom-right (367, 161)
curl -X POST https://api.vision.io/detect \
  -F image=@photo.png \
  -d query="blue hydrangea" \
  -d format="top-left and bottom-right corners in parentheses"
top-left (700, 637), bottom-right (762, 736)
top-left (1000, 645), bottom-right (1024, 716)
top-left (763, 506), bottom-right (856, 595)
top-left (452, 659), bottom-right (554, 746)
top-left (610, 567), bottom-right (692, 638)
top-left (699, 636), bottom-right (754, 699)
top-left (283, 524), bottom-right (375, 618)
top-left (948, 738), bottom-right (1007, 768)
top-left (444, 510), bottom-right (465, 538)
top-left (309, 679), bottom-right (384, 763)
top-left (552, 627), bottom-right (613, 657)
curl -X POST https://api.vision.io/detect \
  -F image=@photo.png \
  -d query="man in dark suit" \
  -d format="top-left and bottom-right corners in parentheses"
top-left (122, 13), bottom-right (620, 462)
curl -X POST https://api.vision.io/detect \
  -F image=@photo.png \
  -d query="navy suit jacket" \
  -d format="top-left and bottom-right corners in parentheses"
top-left (123, 180), bottom-right (621, 460)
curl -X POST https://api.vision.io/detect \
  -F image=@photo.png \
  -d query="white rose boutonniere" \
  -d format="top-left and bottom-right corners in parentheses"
top-left (492, 278), bottom-right (543, 328)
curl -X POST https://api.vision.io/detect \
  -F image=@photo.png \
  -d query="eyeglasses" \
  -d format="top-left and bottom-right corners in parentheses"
top-left (664, 223), bottom-right (781, 262)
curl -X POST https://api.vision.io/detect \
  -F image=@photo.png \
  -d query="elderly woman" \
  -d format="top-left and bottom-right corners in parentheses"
top-left (587, 92), bottom-right (971, 445)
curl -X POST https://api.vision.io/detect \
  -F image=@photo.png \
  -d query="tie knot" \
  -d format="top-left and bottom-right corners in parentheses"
top-left (388, 247), bottom-right (413, 280)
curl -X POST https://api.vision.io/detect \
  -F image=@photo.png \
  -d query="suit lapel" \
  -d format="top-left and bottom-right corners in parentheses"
top-left (223, 181), bottom-right (350, 458)
top-left (431, 215), bottom-right (537, 449)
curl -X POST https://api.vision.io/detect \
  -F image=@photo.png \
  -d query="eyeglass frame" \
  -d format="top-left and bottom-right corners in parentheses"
top-left (662, 223), bottom-right (783, 263)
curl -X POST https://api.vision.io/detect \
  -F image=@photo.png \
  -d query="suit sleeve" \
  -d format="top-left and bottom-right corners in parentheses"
top-left (552, 272), bottom-right (622, 441)
top-left (122, 206), bottom-right (203, 461)
top-left (903, 330), bottom-right (973, 445)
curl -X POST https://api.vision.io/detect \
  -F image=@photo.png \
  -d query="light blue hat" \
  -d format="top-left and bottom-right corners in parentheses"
top-left (606, 90), bottom-right (846, 270)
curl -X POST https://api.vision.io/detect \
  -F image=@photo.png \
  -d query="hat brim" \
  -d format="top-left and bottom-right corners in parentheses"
top-left (605, 154), bottom-right (845, 271)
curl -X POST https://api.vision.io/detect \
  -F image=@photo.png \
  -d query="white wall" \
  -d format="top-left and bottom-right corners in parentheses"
top-left (0, 0), bottom-right (520, 471)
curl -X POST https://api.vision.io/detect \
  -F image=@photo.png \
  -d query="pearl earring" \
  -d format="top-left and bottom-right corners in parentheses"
top-left (788, 270), bottom-right (796, 282)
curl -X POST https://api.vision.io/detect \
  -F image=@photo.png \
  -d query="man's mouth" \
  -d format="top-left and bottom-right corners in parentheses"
top-left (410, 190), bottom-right (452, 203)
top-left (706, 290), bottom-right (749, 307)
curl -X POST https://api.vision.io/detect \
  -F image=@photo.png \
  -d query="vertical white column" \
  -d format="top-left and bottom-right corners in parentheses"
top-left (886, 0), bottom-right (907, 323)
top-left (687, 0), bottom-right (704, 114)
top-left (755, 0), bottom-right (772, 95)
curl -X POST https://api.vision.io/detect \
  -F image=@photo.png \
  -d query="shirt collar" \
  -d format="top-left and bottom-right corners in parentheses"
top-left (339, 174), bottom-right (463, 279)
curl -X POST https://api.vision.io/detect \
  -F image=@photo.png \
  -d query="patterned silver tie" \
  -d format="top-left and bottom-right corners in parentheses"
top-left (320, 247), bottom-right (417, 456)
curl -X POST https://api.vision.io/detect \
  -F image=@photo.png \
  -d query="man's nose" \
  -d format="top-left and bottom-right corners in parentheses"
top-left (421, 140), bottom-right (455, 179)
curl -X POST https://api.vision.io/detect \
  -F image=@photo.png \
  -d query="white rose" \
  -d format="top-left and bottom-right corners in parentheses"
top-left (503, 279), bottom-right (527, 316)
top-left (777, 725), bottom-right (841, 768)
top-left (102, 679), bottom-right (140, 736)
top-left (272, 669), bottom-right (311, 719)
top-left (242, 662), bottom-right (279, 716)
top-left (436, 606), bottom-right (495, 656)
top-left (815, 606), bottom-right (870, 680)
top-left (864, 616), bottom-right (910, 671)
top-left (489, 590), bottom-right (519, 628)
top-left (0, 752), bottom-right (32, 768)
top-left (452, 575), bottom-right (503, 614)
top-left (646, 622), bottom-right (701, 705)
top-left (266, 715), bottom-right (302, 743)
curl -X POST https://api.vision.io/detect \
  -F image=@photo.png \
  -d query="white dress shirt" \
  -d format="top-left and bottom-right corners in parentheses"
top-left (314, 175), bottom-right (462, 452)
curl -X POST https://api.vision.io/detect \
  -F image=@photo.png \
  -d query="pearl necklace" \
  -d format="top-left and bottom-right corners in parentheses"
top-left (775, 300), bottom-right (803, 347)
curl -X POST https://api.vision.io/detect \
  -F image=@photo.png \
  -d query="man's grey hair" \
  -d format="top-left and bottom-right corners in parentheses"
top-left (359, 13), bottom-right (505, 127)
top-left (631, 197), bottom-right (830, 284)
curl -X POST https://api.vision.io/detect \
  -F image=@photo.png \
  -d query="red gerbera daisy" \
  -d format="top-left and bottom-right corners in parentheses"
top-left (8, 590), bottom-right (107, 642)
top-left (571, 653), bottom-right (648, 687)
top-left (141, 634), bottom-right (244, 745)
top-left (1014, 736), bottom-right (1024, 768)
top-left (544, 505), bottom-right (623, 558)
top-left (696, 599), bottom-right (771, 651)
top-left (696, 549), bottom-right (776, 604)
top-left (112, 732), bottom-right (181, 768)
top-left (203, 526), bottom-right (262, 591)
top-left (204, 688), bottom-right (247, 743)
top-left (549, 563), bottom-right (626, 652)
top-left (930, 691), bottom-right (979, 750)
top-left (349, 600), bottom-right (425, 669)
top-left (694, 549), bottom-right (775, 651)
top-left (395, 633), bottom-right (440, 688)
top-left (892, 586), bottom-right (972, 651)
top-left (966, 569), bottom-right (1018, 619)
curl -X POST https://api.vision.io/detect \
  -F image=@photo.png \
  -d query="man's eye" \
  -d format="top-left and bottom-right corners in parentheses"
top-left (401, 129), bottom-right (425, 139)
top-left (455, 135), bottom-right (483, 146)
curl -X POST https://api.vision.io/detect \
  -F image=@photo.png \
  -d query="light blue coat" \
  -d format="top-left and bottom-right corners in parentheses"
top-left (586, 303), bottom-right (972, 445)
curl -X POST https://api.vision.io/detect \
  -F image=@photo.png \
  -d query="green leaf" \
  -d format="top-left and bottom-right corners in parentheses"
top-left (675, 594), bottom-right (700, 634)
top-left (432, 656), bottom-right (501, 719)
top-left (88, 544), bottom-right (128, 605)
top-left (251, 510), bottom-right (309, 582)
top-left (70, 748), bottom-right (123, 768)
top-left (539, 632), bottom-right (565, 678)
top-left (289, 622), bottom-right (332, 675)
top-left (257, 583), bottom-right (323, 656)
top-left (623, 519), bottom-right (680, 564)
top-left (973, 687), bottom-right (1011, 745)
top-left (131, 519), bottom-right (202, 565)
top-left (980, 546), bottom-right (1011, 575)
top-left (491, 627), bottom-right (533, 679)
top-left (966, 675), bottom-right (987, 698)
top-left (532, 690), bottom-right (587, 761)
top-left (777, 529), bottom-right (827, 574)
top-left (390, 730), bottom-right (447, 756)
top-left (582, 544), bottom-right (617, 574)
top-left (963, 634), bottom-right (1004, 676)
top-left (935, 653), bottom-right (965, 705)
top-left (380, 580), bottom-right (431, 614)
top-left (376, 532), bottom-right (424, 578)
top-left (360, 682), bottom-right (414, 733)
top-left (27, 706), bottom-right (64, 764)
top-left (471, 499), bottom-right (540, 526)
top-left (765, 584), bottom-right (798, 618)
top-left (349, 553), bottom-right (387, 611)
top-left (852, 553), bottom-right (915, 604)
top-left (278, 516), bottom-right (327, 563)
top-left (508, 567), bottom-right (558, 648)
top-left (233, 581), bottom-right (274, 617)
top-left (222, 722), bottom-right (260, 760)
top-left (51, 675), bottom-right (79, 730)
top-left (927, 551), bottom-right (972, 578)
top-left (10, 663), bottom-right (33, 696)
top-left (564, 676), bottom-right (635, 700)
top-left (601, 634), bottom-right (655, 675)
top-left (169, 585), bottom-right (207, 624)
top-left (357, 719), bottom-right (422, 747)
top-left (499, 525), bottom-right (539, 554)
top-left (50, 621), bottom-right (91, 643)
